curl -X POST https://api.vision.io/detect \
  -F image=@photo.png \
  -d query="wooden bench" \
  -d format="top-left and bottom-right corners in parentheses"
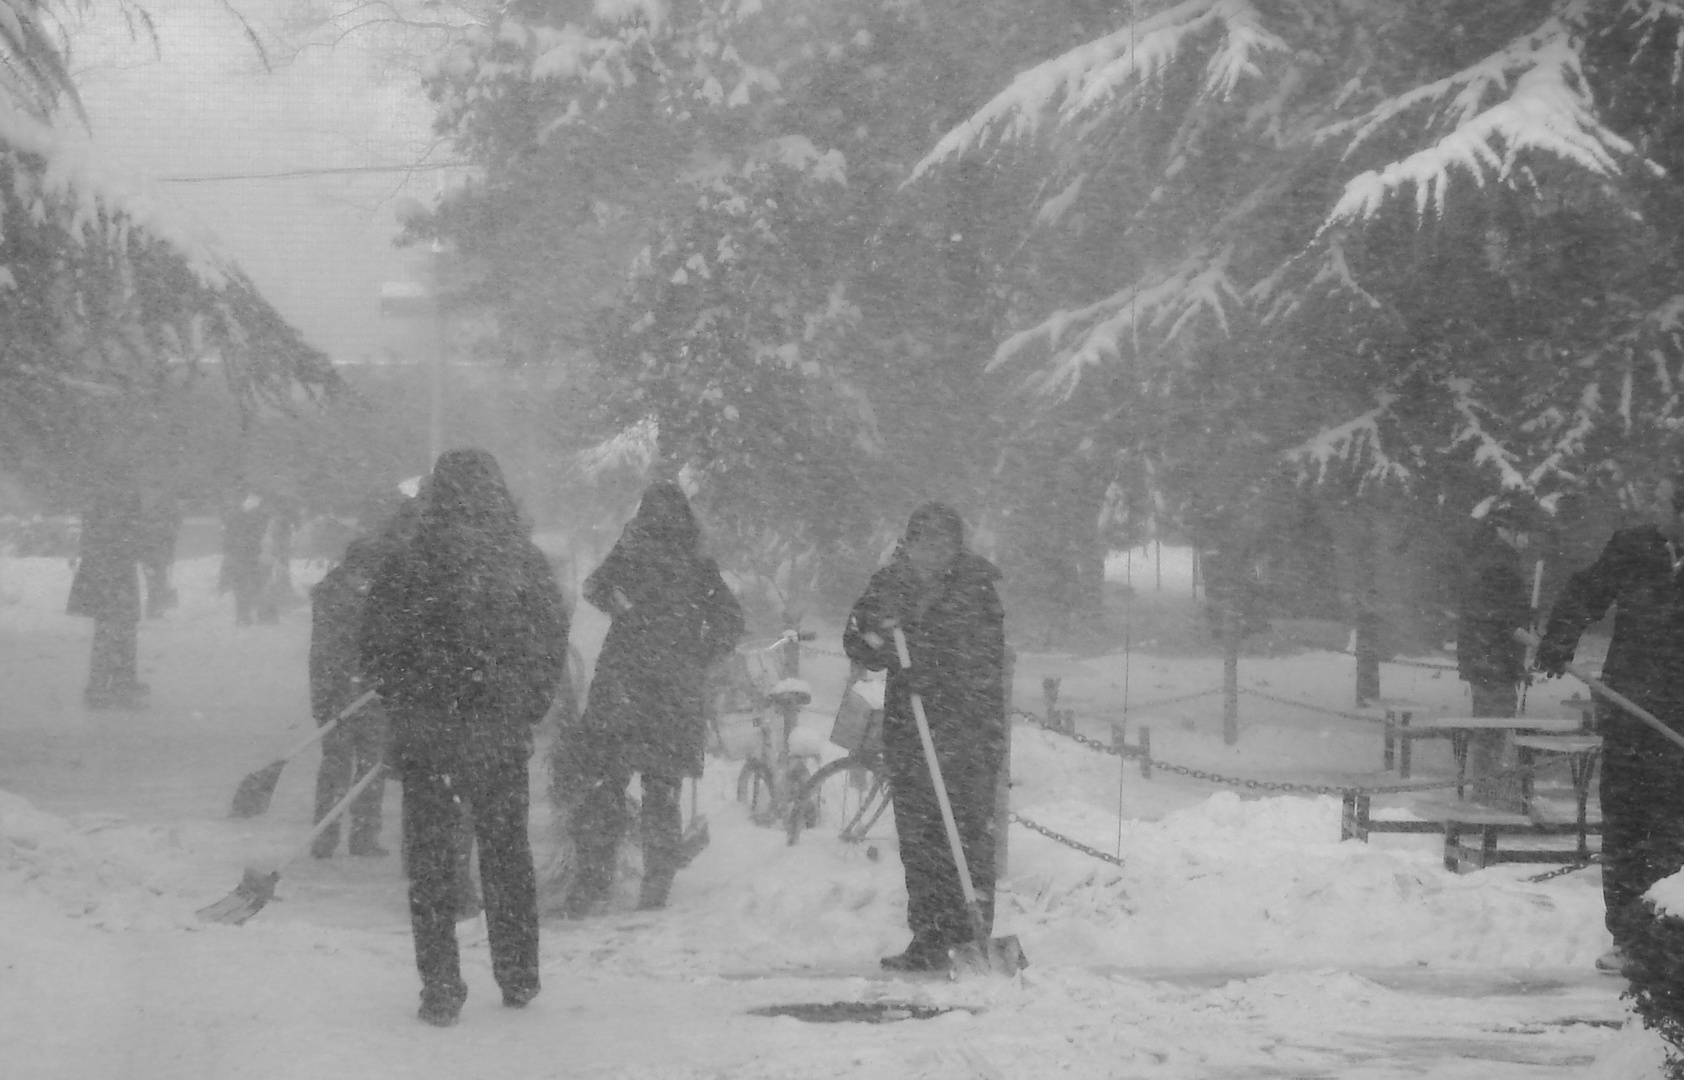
top-left (1386, 714), bottom-right (1582, 791)
top-left (1340, 792), bottom-right (1601, 872)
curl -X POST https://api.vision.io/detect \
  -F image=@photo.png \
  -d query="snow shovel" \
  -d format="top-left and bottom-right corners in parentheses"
top-left (893, 628), bottom-right (1026, 978)
top-left (198, 760), bottom-right (389, 925)
top-left (1516, 629), bottom-right (1684, 754)
top-left (676, 778), bottom-right (709, 869)
top-left (228, 688), bottom-right (380, 818)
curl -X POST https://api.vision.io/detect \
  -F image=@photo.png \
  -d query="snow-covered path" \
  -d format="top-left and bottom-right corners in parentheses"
top-left (0, 555), bottom-right (1658, 1078)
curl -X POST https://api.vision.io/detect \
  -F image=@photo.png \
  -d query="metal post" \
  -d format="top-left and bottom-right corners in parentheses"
top-left (427, 241), bottom-right (446, 467)
top-left (1223, 602), bottom-right (1240, 745)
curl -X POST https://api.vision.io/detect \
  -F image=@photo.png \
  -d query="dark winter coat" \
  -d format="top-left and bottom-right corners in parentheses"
top-left (220, 498), bottom-right (271, 594)
top-left (843, 549), bottom-right (1008, 794)
top-left (67, 490), bottom-right (144, 623)
top-left (1456, 532), bottom-right (1531, 688)
top-left (571, 486), bottom-right (745, 779)
top-left (359, 452), bottom-right (570, 769)
top-left (1538, 524), bottom-right (1684, 744)
top-left (309, 538), bottom-right (384, 723)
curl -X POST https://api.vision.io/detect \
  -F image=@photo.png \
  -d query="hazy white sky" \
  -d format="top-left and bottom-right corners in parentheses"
top-left (66, 0), bottom-right (468, 363)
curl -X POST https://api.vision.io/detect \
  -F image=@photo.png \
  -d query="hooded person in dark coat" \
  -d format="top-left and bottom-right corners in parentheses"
top-left (360, 449), bottom-right (569, 1027)
top-left (559, 481), bottom-right (744, 915)
top-left (844, 502), bottom-right (1007, 972)
top-left (1537, 475), bottom-right (1684, 972)
top-left (67, 483), bottom-right (148, 710)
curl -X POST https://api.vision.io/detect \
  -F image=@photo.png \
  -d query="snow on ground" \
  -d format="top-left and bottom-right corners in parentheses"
top-left (0, 552), bottom-right (1664, 1077)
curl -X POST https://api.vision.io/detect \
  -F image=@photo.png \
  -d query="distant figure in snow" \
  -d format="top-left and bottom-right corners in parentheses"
top-left (361, 449), bottom-right (569, 1027)
top-left (1537, 473), bottom-right (1684, 975)
top-left (67, 479), bottom-right (149, 711)
top-left (220, 492), bottom-right (276, 626)
top-left (844, 502), bottom-right (1007, 972)
top-left (136, 489), bottom-right (181, 619)
top-left (1455, 507), bottom-right (1533, 810)
top-left (557, 481), bottom-right (744, 916)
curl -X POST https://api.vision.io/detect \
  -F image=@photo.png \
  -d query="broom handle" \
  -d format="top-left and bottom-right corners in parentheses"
top-left (263, 760), bottom-right (388, 873)
top-left (1516, 628), bottom-right (1684, 754)
top-left (278, 688), bottom-right (380, 763)
top-left (894, 629), bottom-right (985, 921)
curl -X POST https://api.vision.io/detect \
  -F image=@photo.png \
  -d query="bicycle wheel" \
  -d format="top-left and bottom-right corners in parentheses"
top-left (787, 754), bottom-right (892, 845)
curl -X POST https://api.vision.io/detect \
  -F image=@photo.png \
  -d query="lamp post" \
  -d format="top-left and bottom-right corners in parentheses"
top-left (379, 242), bottom-right (448, 470)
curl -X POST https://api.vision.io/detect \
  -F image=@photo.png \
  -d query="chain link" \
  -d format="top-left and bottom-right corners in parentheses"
top-left (1525, 854), bottom-right (1601, 883)
top-left (1010, 812), bottom-right (1127, 867)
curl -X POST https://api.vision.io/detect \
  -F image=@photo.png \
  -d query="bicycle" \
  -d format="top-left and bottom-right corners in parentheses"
top-left (707, 629), bottom-right (821, 829)
top-left (784, 672), bottom-right (893, 845)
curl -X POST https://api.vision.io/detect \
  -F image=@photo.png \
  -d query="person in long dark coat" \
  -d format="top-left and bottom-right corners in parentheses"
top-left (559, 481), bottom-right (744, 915)
top-left (1537, 475), bottom-right (1684, 972)
top-left (1456, 514), bottom-right (1533, 808)
top-left (137, 491), bottom-right (181, 619)
top-left (308, 536), bottom-right (393, 859)
top-left (843, 502), bottom-right (1007, 972)
top-left (361, 449), bottom-right (569, 1027)
top-left (67, 485), bottom-right (148, 710)
top-left (220, 493), bottom-right (273, 626)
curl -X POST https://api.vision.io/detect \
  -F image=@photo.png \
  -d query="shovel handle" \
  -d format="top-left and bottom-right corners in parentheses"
top-left (893, 628), bottom-right (987, 937)
top-left (262, 759), bottom-right (388, 875)
top-left (1515, 628), bottom-right (1684, 754)
top-left (276, 687), bottom-right (381, 763)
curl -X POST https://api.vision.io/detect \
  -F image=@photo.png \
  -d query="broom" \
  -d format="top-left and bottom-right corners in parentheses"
top-left (228, 688), bottom-right (379, 818)
top-left (198, 760), bottom-right (388, 925)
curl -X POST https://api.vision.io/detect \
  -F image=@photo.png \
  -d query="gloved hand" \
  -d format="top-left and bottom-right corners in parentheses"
top-left (1533, 639), bottom-right (1571, 679)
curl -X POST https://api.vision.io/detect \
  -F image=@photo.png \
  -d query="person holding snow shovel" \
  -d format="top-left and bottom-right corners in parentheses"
top-left (1536, 473), bottom-right (1684, 976)
top-left (844, 502), bottom-right (1007, 973)
top-left (307, 535), bottom-right (395, 859)
top-left (361, 449), bottom-right (570, 1027)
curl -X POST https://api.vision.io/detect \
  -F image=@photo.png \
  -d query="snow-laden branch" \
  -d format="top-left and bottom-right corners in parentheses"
top-left (1322, 14), bottom-right (1637, 226)
top-left (1283, 392), bottom-right (1410, 485)
top-left (910, 0), bottom-right (1286, 181)
top-left (1445, 377), bottom-right (1530, 492)
top-left (991, 249), bottom-right (1241, 399)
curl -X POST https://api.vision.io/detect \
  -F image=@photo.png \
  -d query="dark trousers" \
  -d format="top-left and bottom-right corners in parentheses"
top-left (1599, 714), bottom-right (1684, 952)
top-left (85, 616), bottom-right (139, 704)
top-left (883, 720), bottom-right (998, 954)
top-left (569, 765), bottom-right (683, 911)
top-left (403, 752), bottom-right (538, 1004)
top-left (312, 705), bottom-right (389, 856)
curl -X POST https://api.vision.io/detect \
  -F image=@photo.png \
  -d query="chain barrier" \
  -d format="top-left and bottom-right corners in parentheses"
top-left (1145, 758), bottom-right (1471, 796)
top-left (1010, 811), bottom-right (1126, 868)
top-left (1123, 687), bottom-right (1226, 712)
top-left (1238, 686), bottom-right (1384, 724)
top-left (1012, 706), bottom-right (1476, 796)
top-left (1525, 854), bottom-right (1601, 883)
top-left (1334, 650), bottom-right (1459, 673)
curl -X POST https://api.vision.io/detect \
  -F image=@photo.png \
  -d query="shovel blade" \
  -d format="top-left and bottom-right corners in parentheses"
top-left (947, 935), bottom-right (1027, 979)
top-left (228, 761), bottom-right (286, 818)
top-left (195, 867), bottom-right (280, 925)
top-left (676, 815), bottom-right (710, 869)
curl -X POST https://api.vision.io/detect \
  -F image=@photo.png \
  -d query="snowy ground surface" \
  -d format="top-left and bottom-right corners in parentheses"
top-left (0, 547), bottom-right (1670, 1078)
